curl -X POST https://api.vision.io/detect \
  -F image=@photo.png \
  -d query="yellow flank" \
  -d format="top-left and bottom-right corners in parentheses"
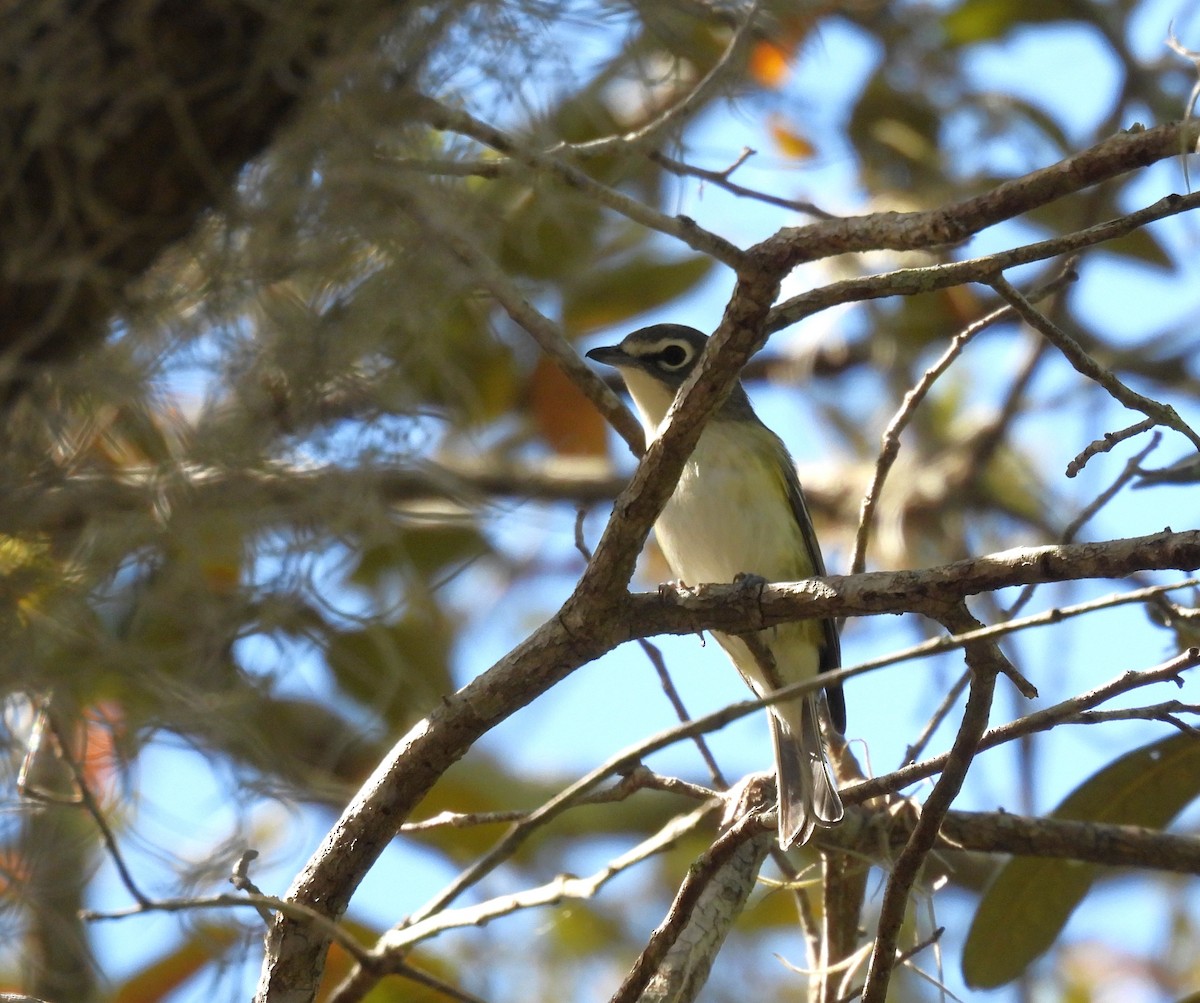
top-left (651, 418), bottom-right (822, 700)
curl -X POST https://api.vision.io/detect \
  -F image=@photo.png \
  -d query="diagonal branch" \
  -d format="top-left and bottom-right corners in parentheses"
top-left (989, 273), bottom-right (1200, 451)
top-left (758, 120), bottom-right (1200, 274)
top-left (767, 188), bottom-right (1200, 333)
top-left (859, 603), bottom-right (1003, 1003)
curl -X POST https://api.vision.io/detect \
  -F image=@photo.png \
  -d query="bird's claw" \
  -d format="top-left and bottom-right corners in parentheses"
top-left (659, 579), bottom-right (697, 599)
top-left (732, 571), bottom-right (768, 593)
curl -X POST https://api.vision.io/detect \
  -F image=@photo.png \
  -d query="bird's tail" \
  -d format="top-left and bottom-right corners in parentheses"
top-left (772, 694), bottom-right (844, 849)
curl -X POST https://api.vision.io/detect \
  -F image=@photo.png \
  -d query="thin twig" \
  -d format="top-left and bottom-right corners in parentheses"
top-left (1066, 418), bottom-right (1159, 478)
top-left (386, 803), bottom-right (716, 953)
top-left (409, 95), bottom-right (745, 270)
top-left (833, 927), bottom-right (946, 1003)
top-left (574, 510), bottom-right (727, 786)
top-left (635, 636), bottom-right (729, 789)
top-left (85, 891), bottom-right (373, 961)
top-left (1004, 431), bottom-right (1163, 620)
top-left (860, 603), bottom-right (1002, 1003)
top-left (39, 707), bottom-right (151, 909)
top-left (989, 273), bottom-right (1200, 451)
top-left (848, 647), bottom-right (1200, 804)
top-left (851, 265), bottom-right (1077, 575)
top-left (898, 668), bottom-right (971, 769)
top-left (650, 149), bottom-right (837, 218)
top-left (561, 1), bottom-right (763, 158)
top-left (399, 766), bottom-right (713, 834)
top-left (1073, 700), bottom-right (1200, 730)
top-left (230, 850), bottom-right (273, 924)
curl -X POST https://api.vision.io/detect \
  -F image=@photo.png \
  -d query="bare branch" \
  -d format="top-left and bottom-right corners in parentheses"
top-left (624, 532), bottom-right (1200, 639)
top-left (767, 188), bottom-right (1200, 334)
top-left (758, 121), bottom-right (1200, 274)
top-left (850, 265), bottom-right (1077, 576)
top-left (609, 814), bottom-right (775, 1003)
top-left (929, 811), bottom-right (1200, 874)
top-left (650, 149), bottom-right (837, 218)
top-left (257, 116), bottom-right (1200, 1001)
top-left (989, 274), bottom-right (1200, 451)
top-left (560, 1), bottom-right (762, 158)
top-left (27, 706), bottom-right (151, 910)
top-left (399, 765), bottom-right (712, 834)
top-left (390, 804), bottom-right (715, 953)
top-left (860, 603), bottom-right (1003, 1003)
top-left (1066, 419), bottom-right (1159, 478)
top-left (409, 95), bottom-right (746, 269)
top-left (847, 648), bottom-right (1200, 804)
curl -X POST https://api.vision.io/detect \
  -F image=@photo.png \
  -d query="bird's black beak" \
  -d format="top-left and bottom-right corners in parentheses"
top-left (585, 344), bottom-right (628, 367)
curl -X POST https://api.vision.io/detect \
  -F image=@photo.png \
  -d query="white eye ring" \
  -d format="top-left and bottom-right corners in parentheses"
top-left (657, 342), bottom-right (691, 369)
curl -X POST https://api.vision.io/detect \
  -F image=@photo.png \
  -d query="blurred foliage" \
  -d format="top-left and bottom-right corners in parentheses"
top-left (0, 0), bottom-right (1199, 1000)
top-left (964, 733), bottom-right (1200, 989)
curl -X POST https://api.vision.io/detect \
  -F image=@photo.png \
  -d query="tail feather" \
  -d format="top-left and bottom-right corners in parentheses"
top-left (772, 695), bottom-right (844, 849)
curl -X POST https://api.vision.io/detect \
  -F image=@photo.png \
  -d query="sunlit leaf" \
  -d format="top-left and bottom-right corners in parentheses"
top-left (1096, 227), bottom-right (1174, 272)
top-left (848, 71), bottom-right (942, 190)
top-left (963, 734), bottom-right (1200, 988)
top-left (941, 0), bottom-right (1081, 45)
top-left (749, 41), bottom-right (791, 88)
top-left (551, 903), bottom-right (626, 956)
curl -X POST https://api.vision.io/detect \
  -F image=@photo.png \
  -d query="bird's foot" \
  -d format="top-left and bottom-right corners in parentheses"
top-left (658, 579), bottom-right (697, 599)
top-left (732, 571), bottom-right (768, 591)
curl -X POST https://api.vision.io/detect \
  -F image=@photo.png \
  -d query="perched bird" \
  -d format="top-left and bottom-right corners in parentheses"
top-left (587, 324), bottom-right (844, 848)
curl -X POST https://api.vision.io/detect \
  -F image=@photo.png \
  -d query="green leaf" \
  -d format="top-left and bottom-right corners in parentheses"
top-left (326, 616), bottom-right (454, 726)
top-left (941, 0), bottom-right (1080, 46)
top-left (1096, 226), bottom-right (1174, 272)
top-left (963, 733), bottom-right (1200, 988)
top-left (562, 253), bottom-right (714, 336)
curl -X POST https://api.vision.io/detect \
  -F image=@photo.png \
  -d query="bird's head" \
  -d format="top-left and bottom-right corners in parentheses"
top-left (587, 324), bottom-right (755, 431)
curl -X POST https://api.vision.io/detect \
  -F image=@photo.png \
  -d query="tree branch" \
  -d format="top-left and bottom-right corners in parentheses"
top-left (609, 814), bottom-right (775, 1003)
top-left (860, 603), bottom-right (1002, 1003)
top-left (758, 121), bottom-right (1200, 274)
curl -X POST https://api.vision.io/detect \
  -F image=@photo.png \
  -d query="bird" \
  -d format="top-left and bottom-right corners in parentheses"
top-left (587, 323), bottom-right (844, 848)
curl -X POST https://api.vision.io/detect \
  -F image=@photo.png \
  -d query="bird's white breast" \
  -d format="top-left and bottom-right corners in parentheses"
top-left (653, 421), bottom-right (809, 587)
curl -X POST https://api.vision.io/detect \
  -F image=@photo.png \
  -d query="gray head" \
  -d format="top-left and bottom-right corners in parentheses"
top-left (586, 324), bottom-right (757, 432)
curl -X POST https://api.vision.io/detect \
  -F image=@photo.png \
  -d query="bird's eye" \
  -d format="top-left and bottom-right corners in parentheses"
top-left (657, 343), bottom-right (690, 369)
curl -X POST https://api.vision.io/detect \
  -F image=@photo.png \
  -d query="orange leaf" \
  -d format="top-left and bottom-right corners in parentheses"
top-left (768, 115), bottom-right (815, 160)
top-left (112, 924), bottom-right (240, 1002)
top-left (749, 41), bottom-right (791, 88)
top-left (528, 357), bottom-right (608, 457)
top-left (79, 702), bottom-right (125, 794)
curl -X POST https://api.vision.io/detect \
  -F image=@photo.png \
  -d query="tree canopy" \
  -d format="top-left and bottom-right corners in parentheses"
top-left (3, 2), bottom-right (1200, 1002)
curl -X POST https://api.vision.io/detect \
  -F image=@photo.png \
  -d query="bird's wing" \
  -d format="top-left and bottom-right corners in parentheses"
top-left (770, 432), bottom-right (845, 732)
